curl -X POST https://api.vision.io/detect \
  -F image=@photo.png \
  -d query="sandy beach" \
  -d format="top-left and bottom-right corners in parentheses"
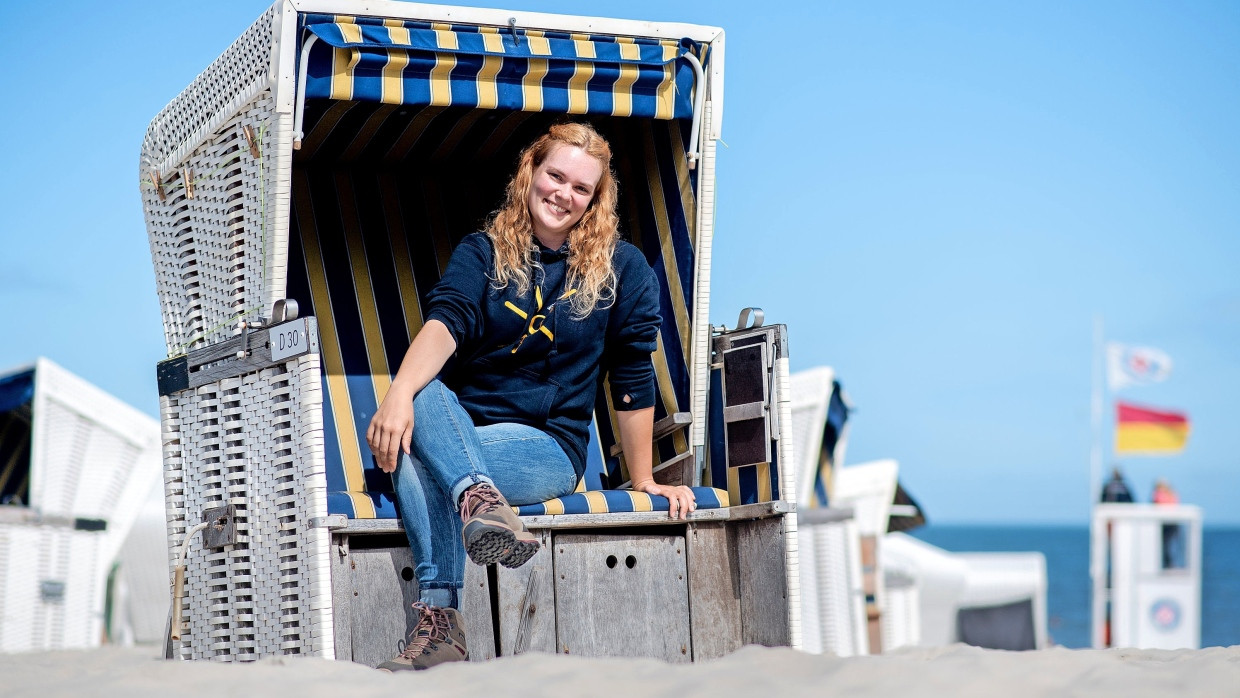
top-left (4, 644), bottom-right (1237, 698)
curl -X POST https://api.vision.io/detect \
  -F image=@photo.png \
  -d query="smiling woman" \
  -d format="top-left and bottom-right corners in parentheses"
top-left (364, 122), bottom-right (698, 670)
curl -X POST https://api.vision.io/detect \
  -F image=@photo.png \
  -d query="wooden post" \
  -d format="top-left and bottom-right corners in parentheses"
top-left (686, 522), bottom-right (742, 660)
top-left (494, 528), bottom-right (556, 655)
top-left (461, 559), bottom-right (496, 661)
top-left (860, 534), bottom-right (881, 653)
top-left (734, 515), bottom-right (791, 646)
top-left (329, 535), bottom-right (352, 661)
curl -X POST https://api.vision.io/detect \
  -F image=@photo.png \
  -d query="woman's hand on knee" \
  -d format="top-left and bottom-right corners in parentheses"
top-left (633, 481), bottom-right (697, 520)
top-left (367, 391), bottom-right (414, 473)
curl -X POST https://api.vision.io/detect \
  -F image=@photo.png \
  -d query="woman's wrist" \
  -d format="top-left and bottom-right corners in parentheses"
top-left (632, 478), bottom-right (656, 492)
top-left (383, 383), bottom-right (416, 405)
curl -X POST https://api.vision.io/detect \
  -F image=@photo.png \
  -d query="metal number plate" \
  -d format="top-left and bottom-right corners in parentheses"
top-left (269, 321), bottom-right (307, 362)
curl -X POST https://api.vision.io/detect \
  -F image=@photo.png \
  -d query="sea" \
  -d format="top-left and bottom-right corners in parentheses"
top-left (909, 525), bottom-right (1240, 649)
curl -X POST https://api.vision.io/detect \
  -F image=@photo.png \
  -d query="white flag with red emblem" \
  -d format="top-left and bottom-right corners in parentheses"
top-left (1106, 343), bottom-right (1172, 391)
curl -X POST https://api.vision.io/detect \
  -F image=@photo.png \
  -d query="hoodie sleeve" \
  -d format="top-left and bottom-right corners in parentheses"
top-left (425, 233), bottom-right (491, 350)
top-left (602, 246), bottom-right (661, 411)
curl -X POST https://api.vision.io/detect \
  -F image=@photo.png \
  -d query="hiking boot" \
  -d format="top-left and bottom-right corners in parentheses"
top-left (460, 483), bottom-right (539, 568)
top-left (376, 603), bottom-right (468, 672)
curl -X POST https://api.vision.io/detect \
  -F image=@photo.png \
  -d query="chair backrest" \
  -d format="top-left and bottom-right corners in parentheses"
top-left (285, 102), bottom-right (698, 518)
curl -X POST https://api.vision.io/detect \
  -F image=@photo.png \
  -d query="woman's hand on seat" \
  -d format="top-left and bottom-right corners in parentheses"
top-left (367, 391), bottom-right (414, 474)
top-left (634, 481), bottom-right (696, 520)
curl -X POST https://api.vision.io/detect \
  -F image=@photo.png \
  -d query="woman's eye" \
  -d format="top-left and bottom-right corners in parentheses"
top-left (549, 172), bottom-right (563, 181)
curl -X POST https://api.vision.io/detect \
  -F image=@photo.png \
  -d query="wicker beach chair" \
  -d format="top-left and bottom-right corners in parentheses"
top-left (142, 2), bottom-right (800, 664)
top-left (788, 366), bottom-right (869, 656)
top-left (0, 358), bottom-right (161, 652)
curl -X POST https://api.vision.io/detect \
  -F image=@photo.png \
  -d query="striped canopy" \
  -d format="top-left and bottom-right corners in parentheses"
top-left (0, 369), bottom-right (33, 505)
top-left (810, 379), bottom-right (850, 507)
top-left (0, 369), bottom-right (34, 413)
top-left (301, 13), bottom-right (704, 119)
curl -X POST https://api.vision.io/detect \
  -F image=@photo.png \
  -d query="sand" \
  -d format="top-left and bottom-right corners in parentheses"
top-left (3, 644), bottom-right (1238, 698)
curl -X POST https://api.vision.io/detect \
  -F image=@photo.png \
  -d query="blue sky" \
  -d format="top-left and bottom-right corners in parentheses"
top-left (2, 1), bottom-right (1237, 524)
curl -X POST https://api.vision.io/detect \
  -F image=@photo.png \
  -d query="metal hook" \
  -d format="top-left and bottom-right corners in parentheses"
top-left (508, 17), bottom-right (521, 47)
top-left (735, 307), bottom-right (764, 330)
top-left (272, 299), bottom-right (299, 324)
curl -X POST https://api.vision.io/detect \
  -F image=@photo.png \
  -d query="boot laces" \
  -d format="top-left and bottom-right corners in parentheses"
top-left (398, 602), bottom-right (452, 659)
top-left (461, 485), bottom-right (502, 518)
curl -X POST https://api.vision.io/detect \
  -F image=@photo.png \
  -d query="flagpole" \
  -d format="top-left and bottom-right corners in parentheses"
top-left (1091, 315), bottom-right (1104, 507)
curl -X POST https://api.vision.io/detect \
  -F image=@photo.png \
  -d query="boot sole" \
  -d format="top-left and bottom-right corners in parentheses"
top-left (463, 525), bottom-right (539, 568)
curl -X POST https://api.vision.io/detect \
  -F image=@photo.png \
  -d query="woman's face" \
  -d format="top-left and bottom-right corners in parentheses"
top-left (526, 144), bottom-right (603, 245)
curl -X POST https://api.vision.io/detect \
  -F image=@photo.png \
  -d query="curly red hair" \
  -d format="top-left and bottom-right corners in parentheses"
top-left (486, 123), bottom-right (620, 317)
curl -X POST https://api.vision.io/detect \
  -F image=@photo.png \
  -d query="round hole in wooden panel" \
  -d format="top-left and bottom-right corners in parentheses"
top-left (401, 566), bottom-right (414, 581)
top-left (625, 555), bottom-right (636, 569)
top-left (605, 555), bottom-right (617, 568)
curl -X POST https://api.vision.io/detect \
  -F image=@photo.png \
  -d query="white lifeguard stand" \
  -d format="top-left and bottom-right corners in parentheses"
top-left (1091, 503), bottom-right (1202, 649)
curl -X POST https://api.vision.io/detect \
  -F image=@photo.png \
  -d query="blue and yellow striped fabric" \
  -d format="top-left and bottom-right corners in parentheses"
top-left (286, 105), bottom-right (698, 518)
top-left (0, 369), bottom-right (34, 506)
top-left (514, 487), bottom-right (727, 516)
top-left (809, 379), bottom-right (850, 508)
top-left (301, 14), bottom-right (705, 121)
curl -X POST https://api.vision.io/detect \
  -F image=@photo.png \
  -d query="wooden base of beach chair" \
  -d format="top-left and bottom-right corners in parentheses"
top-left (323, 502), bottom-right (793, 666)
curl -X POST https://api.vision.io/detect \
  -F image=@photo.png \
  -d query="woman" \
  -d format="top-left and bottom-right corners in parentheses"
top-left (366, 122), bottom-right (696, 671)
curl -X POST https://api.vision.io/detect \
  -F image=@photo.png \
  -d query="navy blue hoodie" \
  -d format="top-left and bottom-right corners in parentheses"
top-left (425, 232), bottom-right (661, 478)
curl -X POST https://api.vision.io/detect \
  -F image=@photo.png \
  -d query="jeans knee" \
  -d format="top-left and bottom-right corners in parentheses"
top-left (412, 379), bottom-right (449, 415)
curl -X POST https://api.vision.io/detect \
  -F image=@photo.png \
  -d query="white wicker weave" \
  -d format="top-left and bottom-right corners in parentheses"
top-left (773, 355), bottom-right (801, 650)
top-left (0, 522), bottom-right (108, 651)
top-left (880, 570), bottom-right (921, 651)
top-left (812, 517), bottom-right (868, 656)
top-left (140, 7), bottom-right (276, 177)
top-left (690, 100), bottom-right (716, 456)
top-left (162, 355), bottom-right (330, 660)
top-left (142, 94), bottom-right (286, 356)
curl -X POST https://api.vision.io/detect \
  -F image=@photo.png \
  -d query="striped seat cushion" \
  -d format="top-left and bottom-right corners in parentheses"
top-left (515, 487), bottom-right (727, 516)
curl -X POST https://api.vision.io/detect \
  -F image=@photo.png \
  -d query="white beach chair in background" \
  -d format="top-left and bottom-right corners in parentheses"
top-left (789, 366), bottom-right (870, 656)
top-left (0, 358), bottom-right (161, 652)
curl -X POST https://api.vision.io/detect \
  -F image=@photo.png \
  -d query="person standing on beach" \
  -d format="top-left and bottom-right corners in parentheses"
top-left (1152, 478), bottom-right (1184, 568)
top-left (1152, 478), bottom-right (1179, 505)
top-left (365, 122), bottom-right (697, 671)
top-left (1100, 467), bottom-right (1135, 503)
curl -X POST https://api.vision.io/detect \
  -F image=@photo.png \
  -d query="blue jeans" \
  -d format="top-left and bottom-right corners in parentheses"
top-left (394, 379), bottom-right (577, 605)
